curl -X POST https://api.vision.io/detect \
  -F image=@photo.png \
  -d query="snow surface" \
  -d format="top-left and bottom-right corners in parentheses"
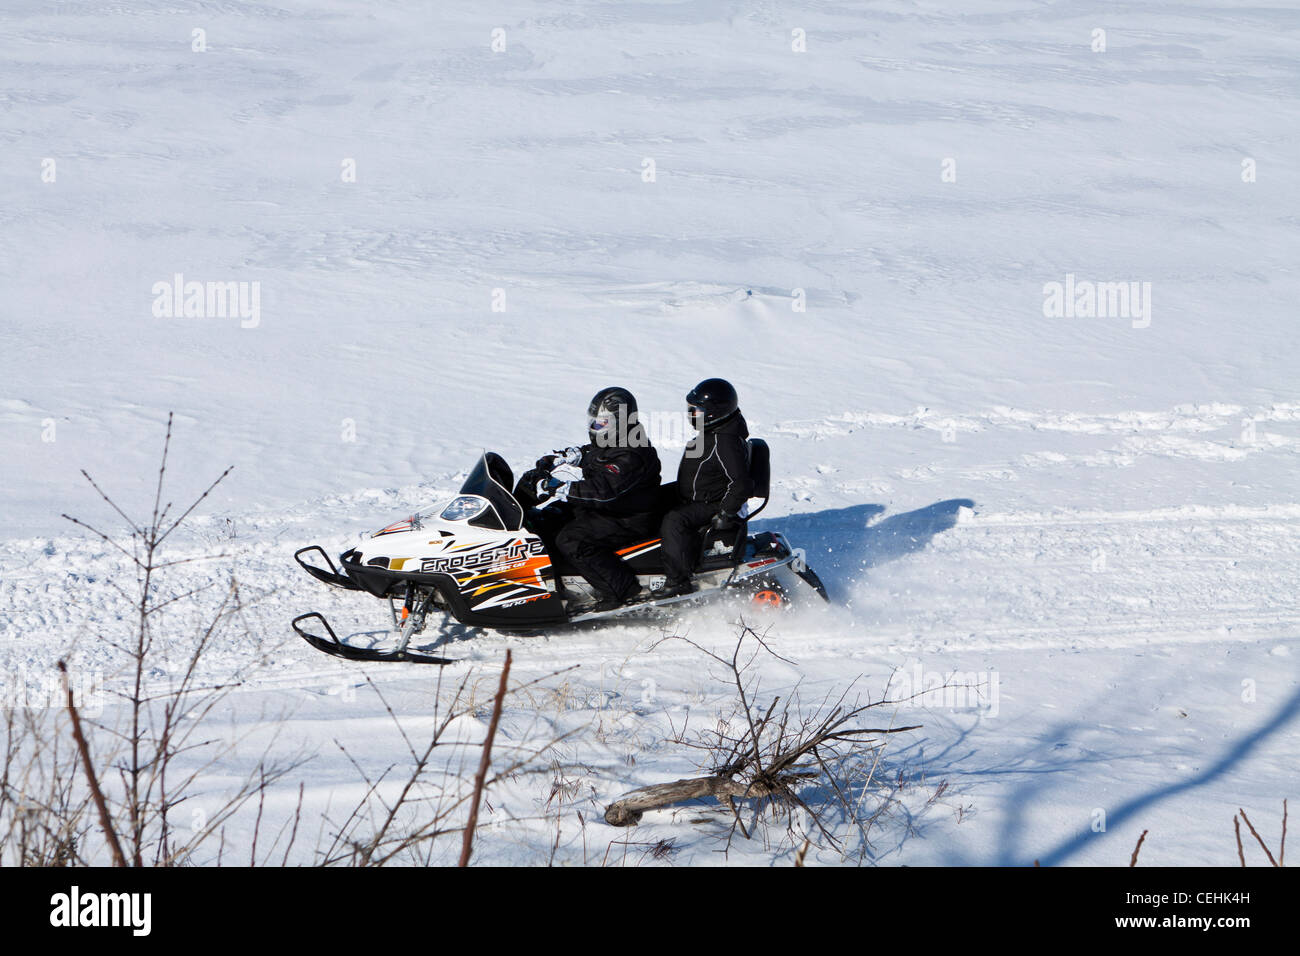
top-left (1, 0), bottom-right (1297, 865)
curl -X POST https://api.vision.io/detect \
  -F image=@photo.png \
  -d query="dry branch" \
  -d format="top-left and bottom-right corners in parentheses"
top-left (1129, 829), bottom-right (1148, 867)
top-left (1238, 807), bottom-right (1279, 867)
top-left (459, 650), bottom-right (512, 866)
top-left (1281, 799), bottom-right (1288, 867)
top-left (605, 625), bottom-right (920, 848)
top-left (59, 661), bottom-right (125, 867)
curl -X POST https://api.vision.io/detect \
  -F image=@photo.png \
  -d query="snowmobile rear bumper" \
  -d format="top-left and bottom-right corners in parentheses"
top-left (792, 562), bottom-right (829, 600)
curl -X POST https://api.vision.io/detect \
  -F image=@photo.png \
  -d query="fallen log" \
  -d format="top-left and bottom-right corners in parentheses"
top-left (605, 775), bottom-right (776, 826)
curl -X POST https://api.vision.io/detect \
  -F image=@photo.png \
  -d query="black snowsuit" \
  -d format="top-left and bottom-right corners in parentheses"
top-left (523, 432), bottom-right (661, 603)
top-left (659, 413), bottom-right (754, 585)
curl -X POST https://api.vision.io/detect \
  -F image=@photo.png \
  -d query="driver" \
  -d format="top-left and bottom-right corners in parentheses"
top-left (525, 387), bottom-right (661, 612)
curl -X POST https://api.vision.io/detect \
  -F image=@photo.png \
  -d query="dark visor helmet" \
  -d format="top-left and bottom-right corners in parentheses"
top-left (686, 378), bottom-right (739, 430)
top-left (588, 386), bottom-right (639, 442)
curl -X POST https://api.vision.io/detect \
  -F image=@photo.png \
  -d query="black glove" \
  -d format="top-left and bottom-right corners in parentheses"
top-left (710, 511), bottom-right (739, 531)
top-left (535, 447), bottom-right (581, 472)
top-left (536, 476), bottom-right (565, 501)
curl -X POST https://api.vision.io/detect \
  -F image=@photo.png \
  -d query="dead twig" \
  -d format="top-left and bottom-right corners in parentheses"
top-left (794, 838), bottom-right (811, 867)
top-left (459, 650), bottom-right (512, 867)
top-left (1238, 808), bottom-right (1279, 866)
top-left (1129, 829), bottom-right (1148, 867)
top-left (1281, 799), bottom-right (1288, 867)
top-left (59, 661), bottom-right (125, 867)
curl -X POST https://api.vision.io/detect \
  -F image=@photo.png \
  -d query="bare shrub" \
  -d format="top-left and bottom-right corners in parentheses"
top-left (1234, 800), bottom-right (1287, 867)
top-left (3, 415), bottom-right (569, 867)
top-left (603, 624), bottom-right (921, 862)
top-left (0, 708), bottom-right (92, 866)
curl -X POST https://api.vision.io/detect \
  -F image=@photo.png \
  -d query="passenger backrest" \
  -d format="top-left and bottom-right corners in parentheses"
top-left (699, 438), bottom-right (771, 564)
top-left (748, 438), bottom-right (770, 501)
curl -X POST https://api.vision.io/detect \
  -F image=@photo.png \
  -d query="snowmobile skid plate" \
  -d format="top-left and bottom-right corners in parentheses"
top-left (291, 612), bottom-right (455, 666)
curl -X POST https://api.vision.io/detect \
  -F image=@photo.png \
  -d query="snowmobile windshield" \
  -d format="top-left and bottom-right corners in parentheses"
top-left (458, 453), bottom-right (524, 532)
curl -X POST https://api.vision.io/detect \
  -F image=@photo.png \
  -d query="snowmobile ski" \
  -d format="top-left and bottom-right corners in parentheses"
top-left (291, 612), bottom-right (455, 666)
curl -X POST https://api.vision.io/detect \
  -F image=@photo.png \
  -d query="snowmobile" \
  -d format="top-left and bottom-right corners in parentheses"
top-left (291, 440), bottom-right (828, 664)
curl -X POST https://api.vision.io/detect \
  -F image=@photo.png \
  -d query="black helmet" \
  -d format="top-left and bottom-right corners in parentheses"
top-left (686, 378), bottom-right (739, 430)
top-left (587, 386), bottom-right (643, 445)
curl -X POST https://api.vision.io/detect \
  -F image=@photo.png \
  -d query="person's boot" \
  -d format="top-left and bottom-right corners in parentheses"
top-left (591, 585), bottom-right (645, 613)
top-left (656, 579), bottom-right (697, 599)
top-left (590, 591), bottom-right (625, 613)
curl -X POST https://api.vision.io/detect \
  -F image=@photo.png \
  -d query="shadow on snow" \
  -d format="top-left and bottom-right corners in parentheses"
top-left (753, 498), bottom-right (975, 597)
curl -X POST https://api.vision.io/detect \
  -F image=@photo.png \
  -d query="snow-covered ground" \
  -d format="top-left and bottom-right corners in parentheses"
top-left (2, 0), bottom-right (1297, 865)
